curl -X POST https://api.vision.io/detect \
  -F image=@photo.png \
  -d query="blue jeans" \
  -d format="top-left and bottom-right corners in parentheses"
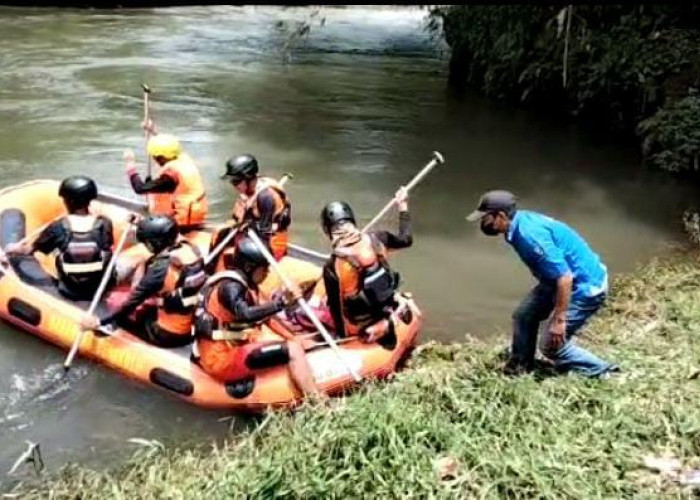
top-left (511, 283), bottom-right (614, 377)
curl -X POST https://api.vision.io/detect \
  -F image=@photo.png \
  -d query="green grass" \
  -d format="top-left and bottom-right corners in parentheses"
top-left (13, 252), bottom-right (700, 498)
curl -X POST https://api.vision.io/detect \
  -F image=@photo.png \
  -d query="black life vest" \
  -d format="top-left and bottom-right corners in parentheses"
top-left (56, 215), bottom-right (109, 285)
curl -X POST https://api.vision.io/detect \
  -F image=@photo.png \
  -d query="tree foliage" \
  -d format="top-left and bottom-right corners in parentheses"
top-left (432, 5), bottom-right (700, 175)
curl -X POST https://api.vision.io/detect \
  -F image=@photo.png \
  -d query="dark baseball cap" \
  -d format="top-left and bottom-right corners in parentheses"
top-left (466, 190), bottom-right (517, 221)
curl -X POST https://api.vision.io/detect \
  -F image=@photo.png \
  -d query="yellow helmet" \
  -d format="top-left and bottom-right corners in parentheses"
top-left (146, 134), bottom-right (181, 160)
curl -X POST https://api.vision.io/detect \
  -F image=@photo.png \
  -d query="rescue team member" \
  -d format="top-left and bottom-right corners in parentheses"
top-left (466, 190), bottom-right (619, 377)
top-left (193, 237), bottom-right (321, 397)
top-left (213, 154), bottom-right (291, 263)
top-left (321, 187), bottom-right (411, 342)
top-left (124, 131), bottom-right (208, 231)
top-left (81, 215), bottom-right (206, 348)
top-left (5, 176), bottom-right (114, 301)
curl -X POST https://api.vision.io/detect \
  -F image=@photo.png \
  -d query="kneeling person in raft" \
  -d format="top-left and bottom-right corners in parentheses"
top-left (5, 176), bottom-right (115, 302)
top-left (125, 128), bottom-right (208, 232)
top-left (192, 237), bottom-right (321, 397)
top-left (210, 154), bottom-right (291, 269)
top-left (81, 215), bottom-right (206, 348)
top-left (321, 187), bottom-right (412, 343)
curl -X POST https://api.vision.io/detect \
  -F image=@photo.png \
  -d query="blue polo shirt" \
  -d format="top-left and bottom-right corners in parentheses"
top-left (506, 210), bottom-right (608, 299)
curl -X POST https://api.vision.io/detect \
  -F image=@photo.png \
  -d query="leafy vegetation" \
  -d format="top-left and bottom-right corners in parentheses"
top-left (431, 5), bottom-right (700, 176)
top-left (11, 251), bottom-right (700, 498)
top-left (639, 95), bottom-right (700, 173)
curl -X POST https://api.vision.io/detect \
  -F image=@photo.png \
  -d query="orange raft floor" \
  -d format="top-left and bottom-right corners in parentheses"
top-left (0, 180), bottom-right (423, 412)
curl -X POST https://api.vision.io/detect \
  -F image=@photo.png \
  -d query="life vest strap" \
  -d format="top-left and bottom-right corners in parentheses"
top-left (61, 261), bottom-right (105, 273)
top-left (65, 214), bottom-right (98, 233)
top-left (209, 328), bottom-right (256, 342)
top-left (156, 290), bottom-right (200, 308)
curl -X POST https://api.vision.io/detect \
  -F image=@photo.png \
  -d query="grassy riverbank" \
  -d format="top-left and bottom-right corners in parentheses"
top-left (14, 251), bottom-right (700, 498)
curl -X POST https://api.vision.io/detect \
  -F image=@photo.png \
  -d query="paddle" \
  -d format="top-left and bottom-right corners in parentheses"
top-left (285, 150), bottom-right (446, 261)
top-left (303, 298), bottom-right (411, 350)
top-left (203, 173), bottom-right (292, 268)
top-left (362, 150), bottom-right (445, 233)
top-left (63, 217), bottom-right (136, 372)
top-left (247, 229), bottom-right (362, 382)
top-left (142, 83), bottom-right (152, 178)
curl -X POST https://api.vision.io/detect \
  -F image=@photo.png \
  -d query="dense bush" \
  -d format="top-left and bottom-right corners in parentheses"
top-left (638, 95), bottom-right (700, 173)
top-left (432, 5), bottom-right (700, 175)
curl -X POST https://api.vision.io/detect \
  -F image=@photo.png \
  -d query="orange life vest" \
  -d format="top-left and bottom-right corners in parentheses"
top-left (231, 177), bottom-right (290, 232)
top-left (154, 241), bottom-right (207, 336)
top-left (148, 152), bottom-right (208, 227)
top-left (332, 234), bottom-right (399, 335)
top-left (192, 271), bottom-right (262, 380)
top-left (210, 176), bottom-right (290, 269)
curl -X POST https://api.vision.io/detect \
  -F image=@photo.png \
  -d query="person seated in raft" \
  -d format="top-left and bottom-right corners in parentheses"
top-left (80, 215), bottom-right (206, 348)
top-left (5, 176), bottom-right (115, 301)
top-left (465, 190), bottom-right (619, 378)
top-left (124, 124), bottom-right (208, 233)
top-left (192, 236), bottom-right (322, 398)
top-left (320, 187), bottom-right (412, 343)
top-left (209, 154), bottom-right (291, 270)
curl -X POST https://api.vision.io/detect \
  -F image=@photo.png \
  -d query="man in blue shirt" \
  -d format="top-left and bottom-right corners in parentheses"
top-left (466, 190), bottom-right (617, 377)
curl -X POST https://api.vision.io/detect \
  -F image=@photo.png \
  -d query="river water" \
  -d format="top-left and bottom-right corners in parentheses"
top-left (0, 5), bottom-right (694, 481)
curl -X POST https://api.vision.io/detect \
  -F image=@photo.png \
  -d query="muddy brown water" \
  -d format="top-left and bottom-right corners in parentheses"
top-left (0, 5), bottom-right (695, 481)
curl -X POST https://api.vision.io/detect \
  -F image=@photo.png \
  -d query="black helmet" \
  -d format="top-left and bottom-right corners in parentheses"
top-left (58, 176), bottom-right (98, 209)
top-left (230, 237), bottom-right (269, 275)
top-left (136, 215), bottom-right (178, 254)
top-left (321, 201), bottom-right (355, 235)
top-left (222, 154), bottom-right (259, 183)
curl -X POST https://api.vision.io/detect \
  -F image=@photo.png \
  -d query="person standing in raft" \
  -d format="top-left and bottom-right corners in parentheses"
top-left (210, 154), bottom-right (291, 269)
top-left (192, 237), bottom-right (321, 397)
top-left (80, 215), bottom-right (206, 348)
top-left (466, 190), bottom-right (618, 377)
top-left (5, 176), bottom-right (114, 301)
top-left (124, 124), bottom-right (208, 232)
top-left (320, 187), bottom-right (411, 343)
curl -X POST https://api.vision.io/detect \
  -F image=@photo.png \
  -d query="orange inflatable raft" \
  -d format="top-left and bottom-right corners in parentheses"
top-left (0, 180), bottom-right (423, 412)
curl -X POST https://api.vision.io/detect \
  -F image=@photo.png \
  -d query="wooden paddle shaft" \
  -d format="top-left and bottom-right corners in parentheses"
top-left (362, 150), bottom-right (445, 233)
top-left (63, 220), bottom-right (135, 370)
top-left (246, 229), bottom-right (362, 382)
top-left (142, 83), bottom-right (152, 177)
top-left (284, 151), bottom-right (446, 260)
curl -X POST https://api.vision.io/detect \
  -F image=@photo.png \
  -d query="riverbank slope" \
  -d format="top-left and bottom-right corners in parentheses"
top-left (12, 250), bottom-right (700, 498)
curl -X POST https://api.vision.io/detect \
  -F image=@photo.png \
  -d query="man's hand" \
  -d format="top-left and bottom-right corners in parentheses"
top-left (5, 241), bottom-right (29, 255)
top-left (274, 285), bottom-right (302, 311)
top-left (124, 149), bottom-right (137, 176)
top-left (141, 119), bottom-right (157, 135)
top-left (281, 285), bottom-right (303, 309)
top-left (548, 316), bottom-right (567, 351)
top-left (80, 314), bottom-right (100, 331)
top-left (5, 242), bottom-right (21, 255)
top-left (395, 186), bottom-right (409, 212)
